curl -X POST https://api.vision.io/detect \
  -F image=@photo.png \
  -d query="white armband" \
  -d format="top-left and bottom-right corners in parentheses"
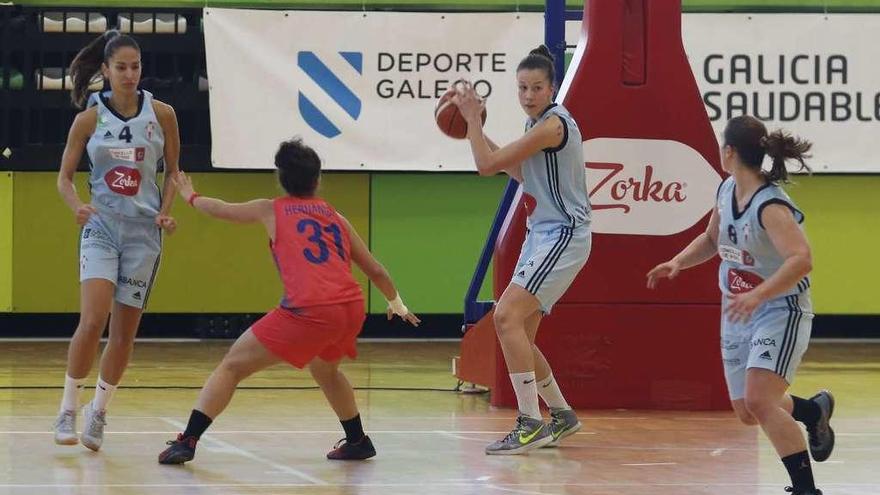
top-left (387, 293), bottom-right (409, 316)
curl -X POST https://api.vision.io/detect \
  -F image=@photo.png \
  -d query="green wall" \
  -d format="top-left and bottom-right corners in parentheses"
top-left (7, 171), bottom-right (504, 314)
top-left (4, 171), bottom-right (878, 315)
top-left (0, 172), bottom-right (11, 312)
top-left (786, 176), bottom-right (880, 315)
top-left (368, 174), bottom-right (506, 313)
top-left (4, 0), bottom-right (880, 315)
top-left (10, 172), bottom-right (370, 312)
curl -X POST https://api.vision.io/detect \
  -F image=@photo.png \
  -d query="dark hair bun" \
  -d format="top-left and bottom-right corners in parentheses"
top-left (529, 45), bottom-right (554, 61)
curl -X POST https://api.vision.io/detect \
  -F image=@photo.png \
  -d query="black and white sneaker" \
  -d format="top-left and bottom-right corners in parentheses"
top-left (327, 435), bottom-right (376, 460)
top-left (158, 433), bottom-right (198, 465)
top-left (807, 390), bottom-right (835, 462)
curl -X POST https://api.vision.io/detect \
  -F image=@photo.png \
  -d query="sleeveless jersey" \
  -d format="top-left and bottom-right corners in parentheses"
top-left (521, 103), bottom-right (591, 232)
top-left (716, 176), bottom-right (811, 298)
top-left (86, 89), bottom-right (164, 219)
top-left (270, 196), bottom-right (364, 309)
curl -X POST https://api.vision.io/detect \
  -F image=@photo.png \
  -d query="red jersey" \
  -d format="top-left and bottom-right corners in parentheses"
top-left (270, 196), bottom-right (363, 309)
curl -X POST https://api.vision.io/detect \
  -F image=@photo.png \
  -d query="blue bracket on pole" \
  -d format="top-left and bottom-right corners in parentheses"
top-left (545, 0), bottom-right (584, 88)
top-left (462, 178), bottom-right (519, 329)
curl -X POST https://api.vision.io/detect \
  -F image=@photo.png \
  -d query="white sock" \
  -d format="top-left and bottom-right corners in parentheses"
top-left (509, 371), bottom-right (541, 420)
top-left (537, 373), bottom-right (570, 410)
top-left (92, 377), bottom-right (118, 412)
top-left (61, 375), bottom-right (85, 413)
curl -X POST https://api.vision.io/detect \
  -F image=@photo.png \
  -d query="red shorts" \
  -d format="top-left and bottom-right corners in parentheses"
top-left (251, 300), bottom-right (366, 368)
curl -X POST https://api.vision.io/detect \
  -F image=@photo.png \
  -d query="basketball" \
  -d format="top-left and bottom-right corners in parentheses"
top-left (434, 98), bottom-right (487, 140)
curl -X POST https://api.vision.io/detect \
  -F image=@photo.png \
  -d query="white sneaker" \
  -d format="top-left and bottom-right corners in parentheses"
top-left (53, 409), bottom-right (78, 445)
top-left (80, 401), bottom-right (106, 451)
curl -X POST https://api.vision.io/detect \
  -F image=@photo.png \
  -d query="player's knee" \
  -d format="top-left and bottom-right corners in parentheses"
top-left (308, 362), bottom-right (336, 383)
top-left (493, 306), bottom-right (520, 336)
top-left (218, 355), bottom-right (250, 381)
top-left (734, 408), bottom-right (759, 425)
top-left (743, 394), bottom-right (774, 422)
top-left (75, 317), bottom-right (106, 337)
top-left (106, 329), bottom-right (136, 349)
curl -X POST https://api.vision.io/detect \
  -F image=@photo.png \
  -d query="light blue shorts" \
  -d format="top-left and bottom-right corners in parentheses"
top-left (721, 293), bottom-right (813, 400)
top-left (79, 210), bottom-right (162, 309)
top-left (510, 224), bottom-right (591, 314)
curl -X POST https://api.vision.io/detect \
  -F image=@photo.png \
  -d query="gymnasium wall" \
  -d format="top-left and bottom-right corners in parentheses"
top-left (4, 172), bottom-right (876, 315)
top-left (0, 172), bottom-right (11, 312)
top-left (6, 172), bottom-right (503, 313)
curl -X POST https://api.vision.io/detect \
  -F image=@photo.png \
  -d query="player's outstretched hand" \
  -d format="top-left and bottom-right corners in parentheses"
top-left (174, 172), bottom-right (195, 201)
top-left (387, 307), bottom-right (421, 327)
top-left (646, 259), bottom-right (682, 289)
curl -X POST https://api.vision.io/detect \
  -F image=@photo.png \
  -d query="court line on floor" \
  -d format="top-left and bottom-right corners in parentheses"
top-left (158, 417), bottom-right (327, 486)
top-left (486, 484), bottom-right (556, 495)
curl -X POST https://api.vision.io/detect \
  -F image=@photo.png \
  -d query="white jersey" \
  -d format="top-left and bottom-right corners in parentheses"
top-left (85, 89), bottom-right (165, 220)
top-left (716, 177), bottom-right (811, 299)
top-left (520, 104), bottom-right (591, 232)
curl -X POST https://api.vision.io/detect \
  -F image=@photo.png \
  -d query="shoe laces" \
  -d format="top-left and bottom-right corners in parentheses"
top-left (806, 418), bottom-right (827, 446)
top-left (55, 411), bottom-right (75, 430)
top-left (85, 407), bottom-right (106, 434)
top-left (501, 416), bottom-right (531, 443)
top-left (167, 433), bottom-right (196, 448)
top-left (806, 426), bottom-right (819, 445)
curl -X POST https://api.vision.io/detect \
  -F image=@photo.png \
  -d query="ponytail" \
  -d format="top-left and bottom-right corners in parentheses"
top-left (69, 30), bottom-right (140, 108)
top-left (762, 129), bottom-right (812, 183)
top-left (723, 115), bottom-right (812, 183)
top-left (517, 44), bottom-right (556, 86)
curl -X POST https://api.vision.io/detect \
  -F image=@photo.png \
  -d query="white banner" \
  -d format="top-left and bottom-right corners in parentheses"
top-left (204, 8), bottom-right (542, 170)
top-left (682, 14), bottom-right (880, 173)
top-left (207, 10), bottom-right (880, 173)
top-left (564, 14), bottom-right (880, 173)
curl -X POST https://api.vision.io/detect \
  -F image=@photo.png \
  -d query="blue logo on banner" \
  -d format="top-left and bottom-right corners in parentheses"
top-left (297, 51), bottom-right (362, 138)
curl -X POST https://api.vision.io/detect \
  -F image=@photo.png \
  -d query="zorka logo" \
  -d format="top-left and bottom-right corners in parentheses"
top-left (104, 166), bottom-right (141, 196)
top-left (583, 138), bottom-right (722, 236)
top-left (587, 163), bottom-right (686, 213)
top-left (727, 269), bottom-right (765, 294)
top-left (297, 51), bottom-right (362, 139)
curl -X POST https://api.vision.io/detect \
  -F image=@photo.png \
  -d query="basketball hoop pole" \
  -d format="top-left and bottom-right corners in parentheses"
top-left (545, 0), bottom-right (584, 89)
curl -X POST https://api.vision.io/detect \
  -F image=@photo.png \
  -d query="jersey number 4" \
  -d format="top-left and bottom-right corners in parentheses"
top-left (118, 125), bottom-right (133, 143)
top-left (297, 219), bottom-right (345, 264)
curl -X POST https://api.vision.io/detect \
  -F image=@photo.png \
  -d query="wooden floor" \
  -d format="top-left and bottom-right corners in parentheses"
top-left (1, 340), bottom-right (878, 495)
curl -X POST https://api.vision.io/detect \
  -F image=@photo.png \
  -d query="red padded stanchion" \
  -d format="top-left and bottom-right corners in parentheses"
top-left (458, 0), bottom-right (730, 410)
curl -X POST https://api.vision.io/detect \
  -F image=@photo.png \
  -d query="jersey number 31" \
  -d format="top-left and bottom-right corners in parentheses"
top-left (297, 219), bottom-right (345, 264)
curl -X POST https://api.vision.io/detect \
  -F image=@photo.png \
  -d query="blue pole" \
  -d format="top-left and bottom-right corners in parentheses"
top-left (462, 178), bottom-right (519, 328)
top-left (545, 0), bottom-right (567, 88)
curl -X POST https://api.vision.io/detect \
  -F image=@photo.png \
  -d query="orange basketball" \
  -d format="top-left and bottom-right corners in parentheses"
top-left (434, 99), bottom-right (487, 140)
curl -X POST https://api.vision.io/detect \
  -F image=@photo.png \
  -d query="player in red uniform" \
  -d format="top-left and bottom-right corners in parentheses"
top-left (158, 138), bottom-right (419, 464)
